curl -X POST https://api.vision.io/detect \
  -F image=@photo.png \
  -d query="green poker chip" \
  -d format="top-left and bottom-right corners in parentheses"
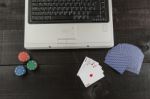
top-left (27, 60), bottom-right (38, 71)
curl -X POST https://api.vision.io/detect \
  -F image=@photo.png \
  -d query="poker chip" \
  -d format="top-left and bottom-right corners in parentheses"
top-left (14, 65), bottom-right (26, 76)
top-left (27, 60), bottom-right (38, 71)
top-left (18, 51), bottom-right (30, 63)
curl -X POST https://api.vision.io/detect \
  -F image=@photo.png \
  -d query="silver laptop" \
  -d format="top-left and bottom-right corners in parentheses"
top-left (24, 0), bottom-right (114, 49)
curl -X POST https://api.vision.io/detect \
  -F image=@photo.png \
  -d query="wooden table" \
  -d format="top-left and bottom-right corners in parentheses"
top-left (0, 0), bottom-right (150, 99)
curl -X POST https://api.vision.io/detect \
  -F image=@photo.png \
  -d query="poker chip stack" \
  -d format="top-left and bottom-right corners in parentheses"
top-left (14, 51), bottom-right (38, 77)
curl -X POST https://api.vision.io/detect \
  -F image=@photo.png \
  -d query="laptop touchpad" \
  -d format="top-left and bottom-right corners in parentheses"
top-left (58, 25), bottom-right (77, 39)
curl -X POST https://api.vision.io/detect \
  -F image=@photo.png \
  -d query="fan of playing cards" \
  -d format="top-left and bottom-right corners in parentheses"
top-left (104, 43), bottom-right (144, 74)
top-left (77, 57), bottom-right (104, 88)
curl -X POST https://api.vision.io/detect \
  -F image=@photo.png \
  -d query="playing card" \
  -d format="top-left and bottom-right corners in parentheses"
top-left (105, 44), bottom-right (130, 74)
top-left (78, 63), bottom-right (104, 87)
top-left (105, 43), bottom-right (144, 75)
top-left (77, 57), bottom-right (99, 76)
top-left (119, 44), bottom-right (144, 74)
top-left (105, 44), bottom-right (126, 62)
top-left (105, 53), bottom-right (129, 74)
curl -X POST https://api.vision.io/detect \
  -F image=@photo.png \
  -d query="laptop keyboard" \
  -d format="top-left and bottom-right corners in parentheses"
top-left (29, 0), bottom-right (109, 24)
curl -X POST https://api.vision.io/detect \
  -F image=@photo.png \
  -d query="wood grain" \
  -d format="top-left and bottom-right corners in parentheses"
top-left (0, 0), bottom-right (150, 99)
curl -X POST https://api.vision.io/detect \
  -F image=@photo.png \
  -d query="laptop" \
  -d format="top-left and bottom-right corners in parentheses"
top-left (24, 0), bottom-right (114, 49)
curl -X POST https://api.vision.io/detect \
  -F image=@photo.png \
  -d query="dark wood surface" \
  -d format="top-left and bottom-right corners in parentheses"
top-left (0, 0), bottom-right (150, 99)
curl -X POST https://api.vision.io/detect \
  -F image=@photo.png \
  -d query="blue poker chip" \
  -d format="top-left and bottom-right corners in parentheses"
top-left (14, 65), bottom-right (26, 76)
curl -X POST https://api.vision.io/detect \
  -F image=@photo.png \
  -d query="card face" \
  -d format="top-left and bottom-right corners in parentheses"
top-left (79, 63), bottom-right (104, 87)
top-left (77, 57), bottom-right (104, 87)
top-left (77, 57), bottom-right (99, 76)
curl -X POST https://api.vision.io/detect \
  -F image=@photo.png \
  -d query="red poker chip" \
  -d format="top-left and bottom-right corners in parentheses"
top-left (18, 51), bottom-right (30, 63)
